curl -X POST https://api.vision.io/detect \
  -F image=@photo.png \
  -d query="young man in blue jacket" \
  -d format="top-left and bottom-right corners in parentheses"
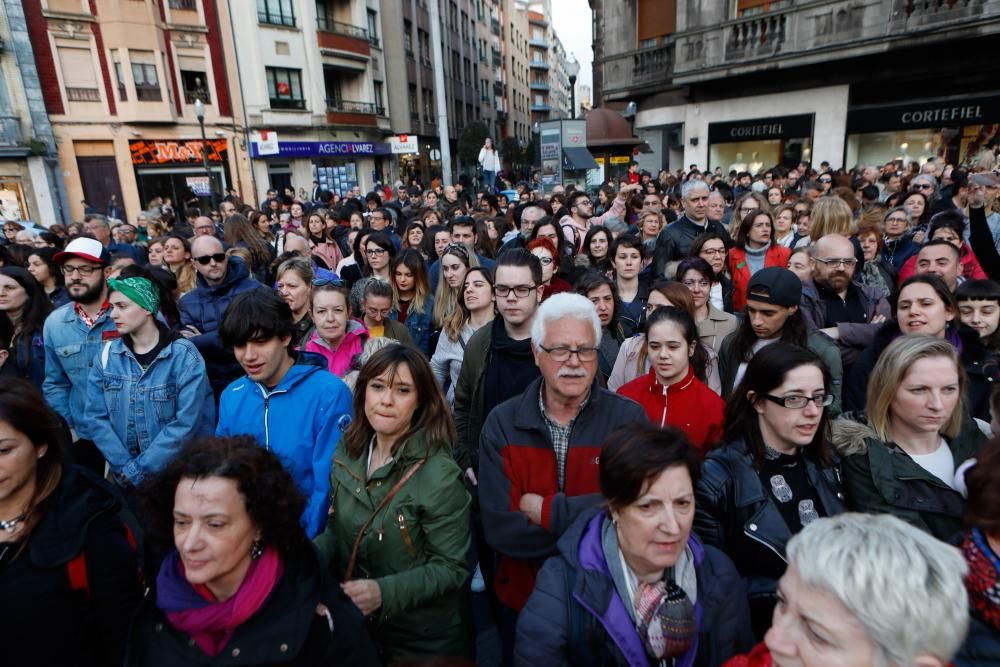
top-left (216, 290), bottom-right (352, 538)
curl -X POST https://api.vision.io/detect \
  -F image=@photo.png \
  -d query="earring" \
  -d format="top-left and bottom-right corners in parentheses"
top-left (250, 540), bottom-right (264, 560)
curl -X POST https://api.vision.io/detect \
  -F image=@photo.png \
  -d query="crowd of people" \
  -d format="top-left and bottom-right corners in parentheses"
top-left (2, 153), bottom-right (1000, 667)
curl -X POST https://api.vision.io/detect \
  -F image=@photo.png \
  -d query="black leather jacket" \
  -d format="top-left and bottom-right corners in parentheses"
top-left (694, 439), bottom-right (846, 637)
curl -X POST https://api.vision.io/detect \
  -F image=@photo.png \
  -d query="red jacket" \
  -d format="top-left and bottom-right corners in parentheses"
top-left (728, 244), bottom-right (792, 312)
top-left (616, 366), bottom-right (724, 454)
top-left (723, 643), bottom-right (773, 667)
top-left (896, 241), bottom-right (987, 283)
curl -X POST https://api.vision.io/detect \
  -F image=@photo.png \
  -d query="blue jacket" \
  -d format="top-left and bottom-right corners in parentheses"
top-left (0, 331), bottom-right (46, 392)
top-left (391, 294), bottom-right (435, 354)
top-left (516, 509), bottom-right (754, 667)
top-left (178, 256), bottom-right (267, 399)
top-left (84, 333), bottom-right (215, 486)
top-left (216, 353), bottom-right (353, 538)
top-left (42, 302), bottom-right (117, 436)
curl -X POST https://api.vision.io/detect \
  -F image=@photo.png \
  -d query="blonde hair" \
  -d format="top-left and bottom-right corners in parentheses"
top-left (866, 335), bottom-right (965, 441)
top-left (809, 196), bottom-right (854, 242)
top-left (433, 244), bottom-right (480, 334)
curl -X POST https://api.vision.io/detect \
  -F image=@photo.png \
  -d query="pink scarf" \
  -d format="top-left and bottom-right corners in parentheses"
top-left (156, 547), bottom-right (284, 656)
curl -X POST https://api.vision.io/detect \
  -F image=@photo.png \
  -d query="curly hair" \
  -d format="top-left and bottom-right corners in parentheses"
top-left (139, 436), bottom-right (308, 557)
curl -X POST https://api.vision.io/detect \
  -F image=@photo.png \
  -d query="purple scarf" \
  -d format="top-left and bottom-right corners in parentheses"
top-left (156, 547), bottom-right (284, 656)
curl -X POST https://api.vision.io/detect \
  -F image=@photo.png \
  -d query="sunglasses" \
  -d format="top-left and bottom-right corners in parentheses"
top-left (194, 253), bottom-right (226, 265)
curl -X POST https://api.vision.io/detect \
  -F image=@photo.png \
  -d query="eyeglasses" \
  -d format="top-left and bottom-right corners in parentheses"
top-left (538, 345), bottom-right (599, 362)
top-left (885, 216), bottom-right (908, 224)
top-left (194, 253), bottom-right (226, 265)
top-left (762, 393), bottom-right (834, 409)
top-left (366, 248), bottom-right (387, 257)
top-left (495, 284), bottom-right (536, 298)
top-left (575, 200), bottom-right (592, 207)
top-left (916, 183), bottom-right (934, 190)
top-left (739, 206), bottom-right (757, 215)
top-left (682, 279), bottom-right (710, 289)
top-left (813, 257), bottom-right (857, 268)
top-left (534, 256), bottom-right (553, 265)
top-left (61, 264), bottom-right (100, 276)
top-left (365, 306), bottom-right (392, 318)
top-left (819, 178), bottom-right (832, 184)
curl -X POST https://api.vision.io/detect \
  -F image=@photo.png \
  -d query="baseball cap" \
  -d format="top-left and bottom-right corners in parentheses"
top-left (54, 237), bottom-right (111, 265)
top-left (747, 267), bottom-right (801, 307)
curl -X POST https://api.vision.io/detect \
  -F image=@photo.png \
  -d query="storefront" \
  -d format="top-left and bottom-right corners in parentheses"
top-left (130, 139), bottom-right (231, 216)
top-left (845, 93), bottom-right (1000, 169)
top-left (249, 139), bottom-right (391, 197)
top-left (0, 177), bottom-right (29, 222)
top-left (707, 114), bottom-right (815, 174)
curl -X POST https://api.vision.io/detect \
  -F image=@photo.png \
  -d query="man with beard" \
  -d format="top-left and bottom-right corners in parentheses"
top-left (42, 237), bottom-right (117, 472)
top-left (800, 233), bottom-right (889, 366)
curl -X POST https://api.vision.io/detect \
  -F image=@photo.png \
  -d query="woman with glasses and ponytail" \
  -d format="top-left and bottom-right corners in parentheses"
top-left (695, 342), bottom-right (846, 639)
top-left (84, 265), bottom-right (215, 499)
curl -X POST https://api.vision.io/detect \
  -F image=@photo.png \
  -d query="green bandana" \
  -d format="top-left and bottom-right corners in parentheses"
top-left (108, 276), bottom-right (160, 314)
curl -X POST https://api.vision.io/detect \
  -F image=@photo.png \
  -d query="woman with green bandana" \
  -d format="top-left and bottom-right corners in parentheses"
top-left (84, 265), bottom-right (215, 496)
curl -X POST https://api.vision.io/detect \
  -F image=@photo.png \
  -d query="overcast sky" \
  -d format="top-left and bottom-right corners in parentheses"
top-left (550, 0), bottom-right (594, 103)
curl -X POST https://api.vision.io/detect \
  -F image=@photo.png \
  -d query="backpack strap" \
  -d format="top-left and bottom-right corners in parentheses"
top-left (67, 552), bottom-right (89, 596)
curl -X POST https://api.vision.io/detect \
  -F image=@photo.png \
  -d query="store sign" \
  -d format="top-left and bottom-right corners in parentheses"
top-left (609, 155), bottom-right (631, 165)
top-left (708, 114), bottom-right (815, 144)
top-left (252, 131), bottom-right (280, 156)
top-left (846, 93), bottom-right (1000, 133)
top-left (388, 135), bottom-right (419, 154)
top-left (248, 141), bottom-right (392, 158)
top-left (130, 139), bottom-right (228, 165)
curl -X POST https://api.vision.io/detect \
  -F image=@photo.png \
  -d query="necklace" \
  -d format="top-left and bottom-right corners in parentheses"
top-left (0, 513), bottom-right (26, 533)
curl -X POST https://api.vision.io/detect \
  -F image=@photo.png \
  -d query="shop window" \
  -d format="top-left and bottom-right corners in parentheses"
top-left (58, 45), bottom-right (100, 102)
top-left (130, 51), bottom-right (162, 102)
top-left (265, 66), bottom-right (305, 110)
top-left (258, 0), bottom-right (295, 27)
top-left (179, 56), bottom-right (210, 104)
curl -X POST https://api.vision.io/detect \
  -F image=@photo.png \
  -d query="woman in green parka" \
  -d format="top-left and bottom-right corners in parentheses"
top-left (832, 334), bottom-right (985, 542)
top-left (315, 344), bottom-right (473, 664)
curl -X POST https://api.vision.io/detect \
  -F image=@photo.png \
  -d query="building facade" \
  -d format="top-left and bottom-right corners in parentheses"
top-left (24, 0), bottom-right (252, 224)
top-left (1, 0), bottom-right (70, 226)
top-left (526, 0), bottom-right (571, 124)
top-left (592, 0), bottom-right (1000, 174)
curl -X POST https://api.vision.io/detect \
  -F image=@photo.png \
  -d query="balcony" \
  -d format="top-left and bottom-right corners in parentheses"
top-left (528, 37), bottom-right (548, 49)
top-left (326, 98), bottom-right (381, 126)
top-left (531, 103), bottom-right (551, 112)
top-left (491, 18), bottom-right (500, 35)
top-left (136, 86), bottom-right (163, 102)
top-left (530, 81), bottom-right (549, 91)
top-left (317, 19), bottom-right (371, 57)
top-left (183, 88), bottom-right (211, 105)
top-left (529, 60), bottom-right (550, 70)
top-left (670, 0), bottom-right (1000, 83)
top-left (601, 43), bottom-right (674, 98)
top-left (493, 81), bottom-right (504, 96)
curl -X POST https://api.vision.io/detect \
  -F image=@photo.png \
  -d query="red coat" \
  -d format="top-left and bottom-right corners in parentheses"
top-left (896, 241), bottom-right (987, 283)
top-left (728, 244), bottom-right (792, 312)
top-left (616, 366), bottom-right (724, 454)
top-left (723, 643), bottom-right (773, 667)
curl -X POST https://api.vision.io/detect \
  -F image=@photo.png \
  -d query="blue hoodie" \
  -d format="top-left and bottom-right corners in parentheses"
top-left (216, 353), bottom-right (352, 537)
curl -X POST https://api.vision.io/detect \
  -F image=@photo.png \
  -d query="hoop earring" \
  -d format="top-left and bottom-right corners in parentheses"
top-left (250, 540), bottom-right (264, 560)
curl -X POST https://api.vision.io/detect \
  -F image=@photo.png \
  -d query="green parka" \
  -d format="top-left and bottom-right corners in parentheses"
top-left (832, 415), bottom-right (985, 542)
top-left (314, 430), bottom-right (473, 664)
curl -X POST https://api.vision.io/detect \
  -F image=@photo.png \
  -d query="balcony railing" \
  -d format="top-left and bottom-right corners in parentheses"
top-left (136, 86), bottom-right (163, 102)
top-left (66, 87), bottom-right (101, 102)
top-left (528, 37), bottom-right (548, 48)
top-left (316, 18), bottom-right (369, 40)
top-left (0, 115), bottom-right (22, 146)
top-left (531, 103), bottom-right (551, 112)
top-left (183, 89), bottom-right (211, 104)
top-left (529, 60), bottom-right (549, 69)
top-left (530, 81), bottom-right (549, 91)
top-left (326, 99), bottom-right (381, 115)
top-left (169, 0), bottom-right (197, 9)
top-left (601, 43), bottom-right (673, 96)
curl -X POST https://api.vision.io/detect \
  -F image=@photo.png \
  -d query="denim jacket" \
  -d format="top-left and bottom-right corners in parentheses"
top-left (391, 295), bottom-right (435, 354)
top-left (83, 335), bottom-right (215, 485)
top-left (42, 302), bottom-right (117, 436)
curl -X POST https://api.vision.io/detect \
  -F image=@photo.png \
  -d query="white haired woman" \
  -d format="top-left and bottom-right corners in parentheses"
top-left (724, 513), bottom-right (969, 667)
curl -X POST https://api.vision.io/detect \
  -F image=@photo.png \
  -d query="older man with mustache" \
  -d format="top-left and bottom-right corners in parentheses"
top-left (478, 292), bottom-right (646, 662)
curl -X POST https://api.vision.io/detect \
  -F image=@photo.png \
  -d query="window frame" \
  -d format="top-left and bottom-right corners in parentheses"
top-left (265, 66), bottom-right (305, 110)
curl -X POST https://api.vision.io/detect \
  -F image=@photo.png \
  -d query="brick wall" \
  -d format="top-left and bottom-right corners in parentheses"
top-left (22, 1), bottom-right (63, 115)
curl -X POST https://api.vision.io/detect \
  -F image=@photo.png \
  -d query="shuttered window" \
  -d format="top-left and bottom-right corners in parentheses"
top-left (58, 46), bottom-right (100, 102)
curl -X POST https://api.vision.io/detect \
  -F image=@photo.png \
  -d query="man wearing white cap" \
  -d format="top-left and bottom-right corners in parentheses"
top-left (42, 236), bottom-right (115, 472)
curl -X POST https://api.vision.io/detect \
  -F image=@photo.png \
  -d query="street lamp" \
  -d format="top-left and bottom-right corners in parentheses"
top-left (566, 55), bottom-right (580, 119)
top-left (193, 98), bottom-right (214, 212)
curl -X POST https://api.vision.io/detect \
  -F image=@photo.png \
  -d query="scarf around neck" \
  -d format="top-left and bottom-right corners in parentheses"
top-left (156, 547), bottom-right (284, 656)
top-left (963, 526), bottom-right (1000, 632)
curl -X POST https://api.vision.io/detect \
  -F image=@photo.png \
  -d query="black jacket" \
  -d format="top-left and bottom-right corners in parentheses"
top-left (125, 545), bottom-right (380, 666)
top-left (694, 440), bottom-right (846, 638)
top-left (1, 465), bottom-right (143, 667)
top-left (652, 214), bottom-right (731, 280)
top-left (843, 322), bottom-right (994, 419)
top-left (956, 614), bottom-right (1000, 667)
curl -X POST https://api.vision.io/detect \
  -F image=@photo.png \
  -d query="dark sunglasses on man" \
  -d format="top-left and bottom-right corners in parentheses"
top-left (194, 253), bottom-right (226, 265)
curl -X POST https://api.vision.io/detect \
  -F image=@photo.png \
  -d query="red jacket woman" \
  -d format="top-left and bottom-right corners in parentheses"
top-left (618, 366), bottom-right (724, 454)
top-left (728, 209), bottom-right (792, 312)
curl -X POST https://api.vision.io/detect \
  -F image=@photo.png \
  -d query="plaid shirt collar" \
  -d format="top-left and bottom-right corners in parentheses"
top-left (74, 300), bottom-right (110, 329)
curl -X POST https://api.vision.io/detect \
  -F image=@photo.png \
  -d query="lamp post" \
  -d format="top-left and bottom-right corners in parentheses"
top-left (566, 56), bottom-right (580, 119)
top-left (193, 98), bottom-right (214, 212)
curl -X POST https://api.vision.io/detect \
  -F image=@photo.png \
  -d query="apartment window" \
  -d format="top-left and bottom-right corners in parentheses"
top-left (418, 29), bottom-right (430, 66)
top-left (57, 45), bottom-right (100, 102)
top-left (323, 66), bottom-right (343, 107)
top-left (265, 66), bottom-right (305, 109)
top-left (373, 81), bottom-right (384, 113)
top-left (169, 0), bottom-right (197, 9)
top-left (403, 20), bottom-right (413, 56)
top-left (422, 88), bottom-right (433, 122)
top-left (257, 0), bottom-right (295, 27)
top-left (179, 55), bottom-right (210, 104)
top-left (112, 51), bottom-right (127, 101)
top-left (130, 50), bottom-right (162, 101)
top-left (408, 85), bottom-right (418, 118)
top-left (367, 9), bottom-right (379, 46)
top-left (454, 100), bottom-right (463, 125)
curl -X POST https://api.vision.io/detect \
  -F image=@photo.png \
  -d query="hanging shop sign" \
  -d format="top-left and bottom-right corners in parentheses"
top-left (388, 135), bottom-right (420, 154)
top-left (129, 139), bottom-right (228, 165)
